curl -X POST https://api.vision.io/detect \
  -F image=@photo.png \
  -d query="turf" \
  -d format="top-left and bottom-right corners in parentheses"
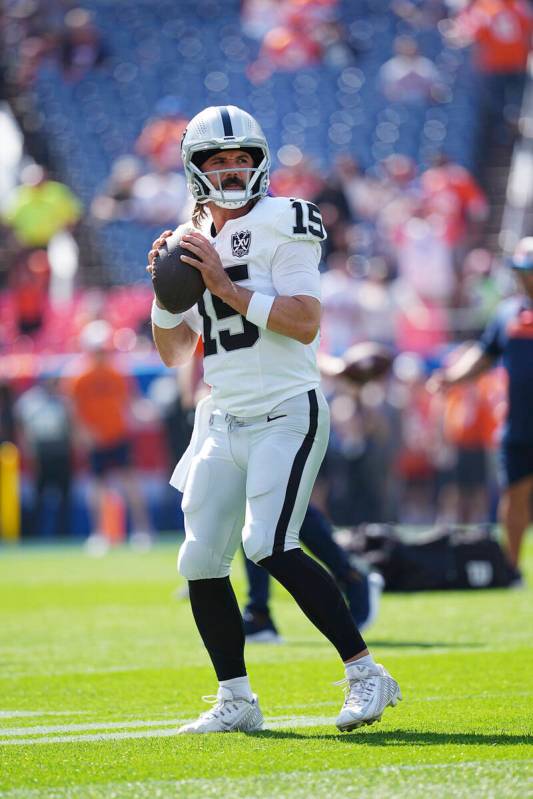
top-left (1, 534), bottom-right (532, 798)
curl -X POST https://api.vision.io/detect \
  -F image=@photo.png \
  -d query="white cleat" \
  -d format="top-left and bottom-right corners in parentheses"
top-left (177, 687), bottom-right (264, 734)
top-left (335, 663), bottom-right (402, 732)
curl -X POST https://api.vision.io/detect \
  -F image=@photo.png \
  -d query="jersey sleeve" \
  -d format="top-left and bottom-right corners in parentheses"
top-left (271, 240), bottom-right (322, 300)
top-left (272, 197), bottom-right (327, 243)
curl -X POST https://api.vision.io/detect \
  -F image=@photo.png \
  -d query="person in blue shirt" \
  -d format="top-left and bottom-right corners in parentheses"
top-left (428, 237), bottom-right (533, 583)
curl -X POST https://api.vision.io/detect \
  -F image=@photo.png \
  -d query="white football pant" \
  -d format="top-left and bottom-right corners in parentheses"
top-left (178, 388), bottom-right (330, 579)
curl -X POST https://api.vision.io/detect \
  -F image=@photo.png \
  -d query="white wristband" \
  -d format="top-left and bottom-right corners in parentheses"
top-left (245, 292), bottom-right (275, 329)
top-left (151, 299), bottom-right (184, 329)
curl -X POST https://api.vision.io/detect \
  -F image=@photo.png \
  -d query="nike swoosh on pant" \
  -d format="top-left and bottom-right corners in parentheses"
top-left (267, 414), bottom-right (287, 422)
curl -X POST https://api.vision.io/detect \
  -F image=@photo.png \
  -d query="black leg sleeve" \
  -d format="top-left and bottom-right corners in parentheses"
top-left (259, 549), bottom-right (367, 661)
top-left (188, 577), bottom-right (247, 681)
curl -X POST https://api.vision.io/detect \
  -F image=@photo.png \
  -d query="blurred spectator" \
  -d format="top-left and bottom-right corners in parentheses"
top-left (392, 205), bottom-right (456, 303)
top-left (58, 7), bottom-right (108, 82)
top-left (321, 254), bottom-right (396, 356)
top-left (67, 320), bottom-right (153, 541)
top-left (446, 0), bottom-right (533, 130)
top-left (438, 372), bottom-right (499, 523)
top-left (2, 163), bottom-right (81, 335)
top-left (312, 168), bottom-right (352, 227)
top-left (9, 248), bottom-right (50, 336)
top-left (378, 35), bottom-right (444, 103)
top-left (458, 248), bottom-right (502, 333)
top-left (91, 158), bottom-right (190, 227)
top-left (427, 236), bottom-right (533, 582)
top-left (129, 164), bottom-right (190, 227)
top-left (321, 253), bottom-right (365, 356)
top-left (0, 381), bottom-right (16, 444)
top-left (447, 0), bottom-right (532, 75)
top-left (247, 0), bottom-right (343, 79)
top-left (324, 379), bottom-right (394, 526)
top-left (420, 152), bottom-right (489, 252)
top-left (135, 96), bottom-right (188, 171)
top-left (270, 157), bottom-right (325, 200)
top-left (332, 156), bottom-right (386, 222)
top-left (2, 163), bottom-right (81, 249)
top-left (15, 376), bottom-right (73, 538)
top-left (392, 0), bottom-right (449, 30)
top-left (394, 285), bottom-right (450, 356)
top-left (90, 156), bottom-right (143, 223)
top-left (392, 352), bottom-right (439, 523)
top-left (241, 0), bottom-right (285, 39)
top-left (254, 23), bottom-right (321, 74)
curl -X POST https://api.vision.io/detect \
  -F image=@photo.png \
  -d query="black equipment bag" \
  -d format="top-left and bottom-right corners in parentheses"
top-left (341, 524), bottom-right (513, 591)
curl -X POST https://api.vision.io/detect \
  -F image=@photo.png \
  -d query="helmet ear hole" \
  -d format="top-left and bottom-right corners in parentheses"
top-left (193, 174), bottom-right (212, 196)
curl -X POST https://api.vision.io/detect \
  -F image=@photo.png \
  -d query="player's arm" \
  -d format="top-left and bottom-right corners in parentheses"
top-left (147, 230), bottom-right (200, 367)
top-left (180, 231), bottom-right (321, 345)
top-left (426, 342), bottom-right (493, 392)
top-left (151, 299), bottom-right (200, 367)
top-left (427, 306), bottom-right (505, 393)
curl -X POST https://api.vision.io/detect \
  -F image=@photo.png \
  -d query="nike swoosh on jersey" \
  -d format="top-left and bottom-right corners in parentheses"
top-left (266, 414), bottom-right (288, 422)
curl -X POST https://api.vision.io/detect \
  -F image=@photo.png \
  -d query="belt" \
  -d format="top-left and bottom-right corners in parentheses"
top-left (224, 411), bottom-right (270, 429)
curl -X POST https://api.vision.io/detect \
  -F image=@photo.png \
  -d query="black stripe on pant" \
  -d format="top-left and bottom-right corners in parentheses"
top-left (273, 389), bottom-right (318, 554)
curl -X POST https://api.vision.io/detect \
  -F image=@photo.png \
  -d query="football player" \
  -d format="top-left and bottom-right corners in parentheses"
top-left (148, 105), bottom-right (401, 734)
top-left (428, 236), bottom-right (533, 586)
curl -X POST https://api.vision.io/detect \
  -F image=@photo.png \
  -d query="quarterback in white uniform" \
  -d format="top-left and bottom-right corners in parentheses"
top-left (149, 105), bottom-right (401, 734)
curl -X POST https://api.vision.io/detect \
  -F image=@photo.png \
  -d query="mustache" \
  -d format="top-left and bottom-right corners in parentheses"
top-left (221, 177), bottom-right (246, 189)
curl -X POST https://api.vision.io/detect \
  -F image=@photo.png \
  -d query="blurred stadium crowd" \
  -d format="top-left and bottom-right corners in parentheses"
top-left (0, 0), bottom-right (531, 539)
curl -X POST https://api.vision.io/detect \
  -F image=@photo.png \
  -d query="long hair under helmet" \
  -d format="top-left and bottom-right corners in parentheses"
top-left (181, 105), bottom-right (270, 209)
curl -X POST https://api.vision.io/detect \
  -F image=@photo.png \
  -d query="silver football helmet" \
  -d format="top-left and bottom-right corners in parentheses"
top-left (181, 105), bottom-right (270, 209)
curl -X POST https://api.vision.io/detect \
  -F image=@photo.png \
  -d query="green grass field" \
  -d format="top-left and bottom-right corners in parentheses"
top-left (1, 534), bottom-right (532, 799)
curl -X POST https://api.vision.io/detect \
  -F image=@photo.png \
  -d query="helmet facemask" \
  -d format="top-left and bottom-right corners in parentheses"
top-left (187, 146), bottom-right (269, 209)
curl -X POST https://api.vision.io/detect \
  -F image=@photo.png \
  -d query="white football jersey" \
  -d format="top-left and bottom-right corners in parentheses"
top-left (180, 196), bottom-right (327, 417)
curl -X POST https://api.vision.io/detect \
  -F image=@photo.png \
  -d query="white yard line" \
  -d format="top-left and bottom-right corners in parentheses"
top-left (0, 719), bottom-right (184, 737)
top-left (0, 716), bottom-right (338, 745)
top-left (0, 711), bottom-right (90, 719)
top-left (2, 687), bottom-right (532, 739)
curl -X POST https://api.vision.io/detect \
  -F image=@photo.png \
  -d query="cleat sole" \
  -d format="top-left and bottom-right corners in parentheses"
top-left (336, 684), bottom-right (402, 732)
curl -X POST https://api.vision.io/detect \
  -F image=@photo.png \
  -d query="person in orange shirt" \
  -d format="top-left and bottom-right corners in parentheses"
top-left (447, 0), bottom-right (533, 132)
top-left (68, 320), bottom-right (152, 543)
top-left (439, 375), bottom-right (500, 524)
top-left (135, 96), bottom-right (188, 171)
top-left (420, 153), bottom-right (489, 248)
top-left (452, 0), bottom-right (532, 75)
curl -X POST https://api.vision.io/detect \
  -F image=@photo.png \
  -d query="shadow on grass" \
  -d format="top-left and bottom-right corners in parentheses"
top-left (284, 640), bottom-right (482, 650)
top-left (250, 729), bottom-right (530, 746)
top-left (366, 640), bottom-right (484, 649)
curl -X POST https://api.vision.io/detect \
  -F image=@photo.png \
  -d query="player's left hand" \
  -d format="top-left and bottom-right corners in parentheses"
top-left (180, 232), bottom-right (232, 298)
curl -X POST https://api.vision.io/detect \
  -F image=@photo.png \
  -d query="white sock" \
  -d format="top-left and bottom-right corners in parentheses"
top-left (219, 675), bottom-right (254, 701)
top-left (345, 654), bottom-right (376, 677)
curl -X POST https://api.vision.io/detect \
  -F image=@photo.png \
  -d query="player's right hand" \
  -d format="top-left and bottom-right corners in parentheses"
top-left (146, 229), bottom-right (173, 274)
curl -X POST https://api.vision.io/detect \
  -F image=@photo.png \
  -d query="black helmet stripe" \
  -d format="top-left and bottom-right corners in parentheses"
top-left (220, 107), bottom-right (234, 137)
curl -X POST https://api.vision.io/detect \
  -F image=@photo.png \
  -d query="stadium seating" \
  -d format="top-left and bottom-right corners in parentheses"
top-left (29, 0), bottom-right (484, 284)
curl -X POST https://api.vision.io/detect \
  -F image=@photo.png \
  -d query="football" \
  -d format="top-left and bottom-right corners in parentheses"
top-left (341, 342), bottom-right (394, 383)
top-left (319, 343), bottom-right (394, 384)
top-left (151, 231), bottom-right (206, 314)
